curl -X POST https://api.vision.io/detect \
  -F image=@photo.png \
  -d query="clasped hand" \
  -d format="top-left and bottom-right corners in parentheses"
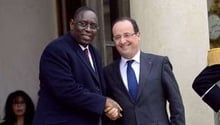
top-left (105, 97), bottom-right (122, 120)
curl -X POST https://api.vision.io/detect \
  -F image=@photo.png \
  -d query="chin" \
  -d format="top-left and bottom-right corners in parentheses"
top-left (120, 54), bottom-right (130, 59)
top-left (82, 40), bottom-right (91, 45)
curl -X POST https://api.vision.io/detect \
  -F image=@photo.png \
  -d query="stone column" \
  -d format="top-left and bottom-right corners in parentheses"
top-left (130, 0), bottom-right (212, 124)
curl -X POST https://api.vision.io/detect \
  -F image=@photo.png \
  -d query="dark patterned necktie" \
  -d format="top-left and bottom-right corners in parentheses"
top-left (127, 60), bottom-right (138, 101)
top-left (84, 49), bottom-right (96, 71)
top-left (84, 48), bottom-right (90, 62)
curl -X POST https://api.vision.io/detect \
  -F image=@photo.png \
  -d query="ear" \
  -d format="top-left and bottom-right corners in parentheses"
top-left (69, 19), bottom-right (75, 30)
top-left (136, 32), bottom-right (140, 37)
top-left (136, 32), bottom-right (141, 40)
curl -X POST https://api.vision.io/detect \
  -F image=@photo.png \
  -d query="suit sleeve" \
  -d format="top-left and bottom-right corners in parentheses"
top-left (192, 64), bottom-right (220, 112)
top-left (39, 43), bottom-right (106, 115)
top-left (162, 57), bottom-right (185, 125)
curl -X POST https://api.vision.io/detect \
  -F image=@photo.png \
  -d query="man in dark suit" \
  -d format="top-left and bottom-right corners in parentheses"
top-left (103, 17), bottom-right (185, 125)
top-left (192, 64), bottom-right (220, 112)
top-left (33, 6), bottom-right (122, 125)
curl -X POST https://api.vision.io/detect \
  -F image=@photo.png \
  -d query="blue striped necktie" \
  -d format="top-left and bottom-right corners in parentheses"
top-left (127, 60), bottom-right (138, 101)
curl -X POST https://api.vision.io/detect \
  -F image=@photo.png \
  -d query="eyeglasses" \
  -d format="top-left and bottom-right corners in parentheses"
top-left (13, 101), bottom-right (25, 105)
top-left (76, 21), bottom-right (99, 31)
top-left (113, 32), bottom-right (136, 42)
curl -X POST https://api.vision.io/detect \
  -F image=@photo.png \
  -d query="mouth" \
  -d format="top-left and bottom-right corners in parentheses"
top-left (120, 43), bottom-right (130, 48)
top-left (82, 34), bottom-right (92, 41)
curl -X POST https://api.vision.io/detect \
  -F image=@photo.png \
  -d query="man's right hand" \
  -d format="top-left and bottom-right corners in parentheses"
top-left (105, 97), bottom-right (122, 120)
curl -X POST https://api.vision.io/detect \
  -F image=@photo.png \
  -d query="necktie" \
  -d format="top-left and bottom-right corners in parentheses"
top-left (84, 48), bottom-right (90, 62)
top-left (127, 60), bottom-right (138, 101)
top-left (84, 49), bottom-right (95, 71)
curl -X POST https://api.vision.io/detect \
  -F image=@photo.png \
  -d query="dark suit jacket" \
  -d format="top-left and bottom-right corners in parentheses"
top-left (103, 52), bottom-right (185, 125)
top-left (33, 32), bottom-right (106, 125)
top-left (192, 64), bottom-right (220, 112)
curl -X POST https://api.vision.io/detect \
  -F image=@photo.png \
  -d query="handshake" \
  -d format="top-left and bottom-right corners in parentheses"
top-left (105, 97), bottom-right (123, 120)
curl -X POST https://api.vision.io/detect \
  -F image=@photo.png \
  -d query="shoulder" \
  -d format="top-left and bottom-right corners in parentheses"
top-left (104, 59), bottom-right (120, 71)
top-left (141, 52), bottom-right (169, 62)
top-left (202, 64), bottom-right (220, 74)
top-left (141, 52), bottom-right (172, 69)
top-left (47, 33), bottom-right (72, 49)
top-left (194, 64), bottom-right (220, 81)
top-left (42, 33), bottom-right (74, 55)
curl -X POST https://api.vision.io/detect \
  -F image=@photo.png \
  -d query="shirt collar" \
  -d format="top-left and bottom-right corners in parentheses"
top-left (120, 50), bottom-right (140, 66)
top-left (79, 44), bottom-right (89, 51)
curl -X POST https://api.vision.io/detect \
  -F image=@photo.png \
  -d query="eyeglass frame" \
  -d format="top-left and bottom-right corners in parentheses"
top-left (12, 100), bottom-right (26, 106)
top-left (76, 21), bottom-right (99, 31)
top-left (112, 32), bottom-right (137, 42)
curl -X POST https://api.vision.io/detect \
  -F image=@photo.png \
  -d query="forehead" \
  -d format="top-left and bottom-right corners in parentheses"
top-left (112, 20), bottom-right (133, 34)
top-left (75, 10), bottom-right (98, 23)
top-left (13, 96), bottom-right (24, 102)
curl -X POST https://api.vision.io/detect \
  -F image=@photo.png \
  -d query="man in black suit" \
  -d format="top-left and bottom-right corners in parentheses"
top-left (192, 64), bottom-right (220, 112)
top-left (103, 17), bottom-right (185, 125)
top-left (33, 6), bottom-right (121, 125)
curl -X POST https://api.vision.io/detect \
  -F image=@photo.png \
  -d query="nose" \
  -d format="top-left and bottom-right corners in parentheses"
top-left (118, 36), bottom-right (127, 44)
top-left (85, 26), bottom-right (91, 30)
top-left (84, 25), bottom-right (93, 31)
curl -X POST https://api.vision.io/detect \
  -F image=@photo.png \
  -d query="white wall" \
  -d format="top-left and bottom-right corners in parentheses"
top-left (130, 0), bottom-right (213, 124)
top-left (0, 0), bottom-right (57, 119)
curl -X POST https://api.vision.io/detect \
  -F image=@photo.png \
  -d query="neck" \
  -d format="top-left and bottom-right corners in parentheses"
top-left (15, 116), bottom-right (24, 125)
top-left (122, 49), bottom-right (140, 60)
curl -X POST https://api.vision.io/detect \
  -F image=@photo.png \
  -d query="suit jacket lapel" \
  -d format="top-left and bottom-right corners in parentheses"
top-left (77, 47), bottom-right (95, 73)
top-left (89, 47), bottom-right (101, 83)
top-left (68, 35), bottom-right (101, 85)
top-left (137, 52), bottom-right (153, 100)
top-left (111, 60), bottom-right (138, 103)
top-left (112, 60), bottom-right (131, 97)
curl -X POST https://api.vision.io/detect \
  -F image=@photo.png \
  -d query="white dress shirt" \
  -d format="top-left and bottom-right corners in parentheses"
top-left (120, 50), bottom-right (140, 90)
top-left (79, 45), bottom-right (95, 70)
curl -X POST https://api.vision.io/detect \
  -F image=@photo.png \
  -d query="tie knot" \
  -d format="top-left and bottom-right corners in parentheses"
top-left (127, 60), bottom-right (134, 67)
top-left (84, 48), bottom-right (88, 53)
